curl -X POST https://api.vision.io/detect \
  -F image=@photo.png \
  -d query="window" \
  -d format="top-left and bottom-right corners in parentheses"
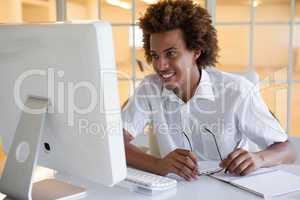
top-left (216, 25), bottom-right (249, 72)
top-left (0, 0), bottom-right (56, 23)
top-left (67, 0), bottom-right (99, 20)
top-left (214, 0), bottom-right (299, 136)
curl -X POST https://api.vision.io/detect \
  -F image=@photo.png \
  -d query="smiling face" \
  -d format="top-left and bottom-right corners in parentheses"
top-left (149, 29), bottom-right (201, 99)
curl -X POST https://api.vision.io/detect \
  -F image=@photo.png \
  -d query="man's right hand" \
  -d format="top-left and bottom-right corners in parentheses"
top-left (155, 149), bottom-right (199, 181)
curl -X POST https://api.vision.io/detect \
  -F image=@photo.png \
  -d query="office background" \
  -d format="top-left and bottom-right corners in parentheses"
top-left (0, 0), bottom-right (299, 137)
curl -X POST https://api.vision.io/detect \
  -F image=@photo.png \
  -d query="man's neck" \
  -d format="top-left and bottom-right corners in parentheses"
top-left (175, 68), bottom-right (202, 103)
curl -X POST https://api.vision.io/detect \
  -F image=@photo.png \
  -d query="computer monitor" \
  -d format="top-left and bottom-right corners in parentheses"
top-left (0, 22), bottom-right (127, 199)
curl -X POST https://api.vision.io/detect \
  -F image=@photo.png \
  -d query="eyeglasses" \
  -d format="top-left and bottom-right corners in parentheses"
top-left (179, 113), bottom-right (223, 165)
top-left (202, 127), bottom-right (226, 175)
top-left (182, 127), bottom-right (223, 160)
top-left (182, 127), bottom-right (225, 175)
top-left (182, 130), bottom-right (193, 151)
top-left (203, 127), bottom-right (223, 161)
top-left (179, 112), bottom-right (193, 151)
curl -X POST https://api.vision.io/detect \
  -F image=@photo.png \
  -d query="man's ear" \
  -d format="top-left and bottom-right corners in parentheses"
top-left (194, 50), bottom-right (201, 60)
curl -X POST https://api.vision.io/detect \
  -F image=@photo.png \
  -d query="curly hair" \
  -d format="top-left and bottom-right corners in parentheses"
top-left (139, 0), bottom-right (219, 68)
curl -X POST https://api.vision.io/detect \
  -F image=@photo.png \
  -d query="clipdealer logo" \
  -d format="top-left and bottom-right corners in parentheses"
top-left (13, 68), bottom-right (132, 136)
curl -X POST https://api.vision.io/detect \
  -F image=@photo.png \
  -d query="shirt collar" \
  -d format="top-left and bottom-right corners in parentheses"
top-left (161, 68), bottom-right (215, 102)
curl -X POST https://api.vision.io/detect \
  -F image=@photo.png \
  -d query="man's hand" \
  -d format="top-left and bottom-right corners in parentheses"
top-left (156, 149), bottom-right (199, 181)
top-left (219, 148), bottom-right (263, 176)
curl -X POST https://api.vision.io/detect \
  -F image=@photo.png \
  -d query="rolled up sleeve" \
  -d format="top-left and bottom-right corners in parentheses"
top-left (236, 87), bottom-right (288, 149)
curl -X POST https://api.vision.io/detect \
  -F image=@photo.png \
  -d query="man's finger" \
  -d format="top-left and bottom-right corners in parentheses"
top-left (173, 161), bottom-right (194, 180)
top-left (175, 155), bottom-right (197, 171)
top-left (240, 163), bottom-right (256, 176)
top-left (223, 148), bottom-right (246, 169)
top-left (181, 166), bottom-right (195, 180)
top-left (171, 164), bottom-right (192, 181)
top-left (188, 151), bottom-right (198, 164)
top-left (234, 158), bottom-right (252, 175)
top-left (171, 165), bottom-right (189, 180)
top-left (176, 149), bottom-right (198, 164)
top-left (227, 152), bottom-right (250, 174)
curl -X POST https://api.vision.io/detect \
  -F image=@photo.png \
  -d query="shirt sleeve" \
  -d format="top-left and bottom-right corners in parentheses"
top-left (235, 86), bottom-right (288, 149)
top-left (121, 79), bottom-right (152, 138)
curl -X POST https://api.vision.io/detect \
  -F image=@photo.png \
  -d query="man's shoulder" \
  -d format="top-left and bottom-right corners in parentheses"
top-left (206, 67), bottom-right (257, 95)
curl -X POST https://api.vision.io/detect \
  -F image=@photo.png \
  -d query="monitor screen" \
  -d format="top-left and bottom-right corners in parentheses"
top-left (0, 22), bottom-right (127, 187)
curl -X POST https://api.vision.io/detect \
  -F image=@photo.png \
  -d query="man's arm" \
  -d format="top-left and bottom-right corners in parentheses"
top-left (123, 129), bottom-right (200, 181)
top-left (256, 140), bottom-right (297, 166)
top-left (220, 140), bottom-right (297, 176)
top-left (123, 130), bottom-right (162, 174)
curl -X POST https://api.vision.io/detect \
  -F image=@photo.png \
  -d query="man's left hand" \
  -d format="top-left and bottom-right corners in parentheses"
top-left (219, 148), bottom-right (263, 176)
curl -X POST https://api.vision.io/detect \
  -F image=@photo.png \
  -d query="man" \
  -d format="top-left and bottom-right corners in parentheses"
top-left (122, 0), bottom-right (296, 181)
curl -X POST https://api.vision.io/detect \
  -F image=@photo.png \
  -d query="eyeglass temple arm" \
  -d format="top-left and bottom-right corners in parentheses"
top-left (204, 128), bottom-right (223, 161)
top-left (182, 131), bottom-right (193, 151)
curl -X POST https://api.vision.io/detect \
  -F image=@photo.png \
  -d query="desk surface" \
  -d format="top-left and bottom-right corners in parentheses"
top-left (1, 165), bottom-right (300, 200)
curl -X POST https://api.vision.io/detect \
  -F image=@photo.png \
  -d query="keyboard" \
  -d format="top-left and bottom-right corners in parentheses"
top-left (117, 167), bottom-right (177, 193)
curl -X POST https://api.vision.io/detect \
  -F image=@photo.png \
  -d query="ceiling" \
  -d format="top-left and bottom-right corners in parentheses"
top-left (217, 0), bottom-right (291, 6)
top-left (100, 0), bottom-right (292, 8)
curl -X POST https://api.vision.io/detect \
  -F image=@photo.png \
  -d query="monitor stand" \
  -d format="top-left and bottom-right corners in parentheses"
top-left (0, 96), bottom-right (86, 200)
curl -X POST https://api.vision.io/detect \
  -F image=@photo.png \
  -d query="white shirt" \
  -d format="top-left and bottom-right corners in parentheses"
top-left (122, 67), bottom-right (288, 160)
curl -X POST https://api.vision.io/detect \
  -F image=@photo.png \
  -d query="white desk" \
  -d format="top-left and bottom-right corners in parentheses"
top-left (1, 165), bottom-right (300, 200)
